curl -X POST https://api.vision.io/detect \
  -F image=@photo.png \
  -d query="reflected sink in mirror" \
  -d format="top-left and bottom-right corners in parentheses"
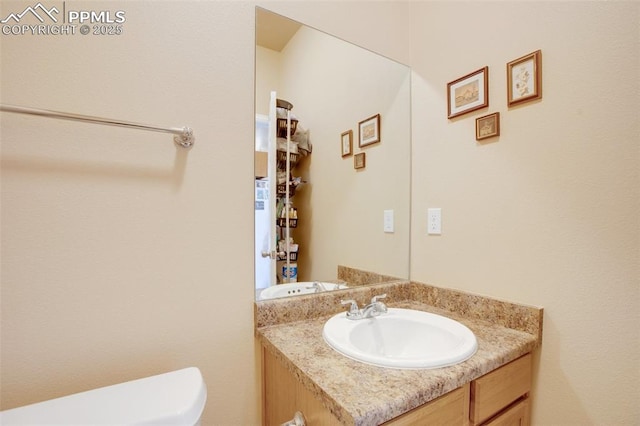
top-left (259, 282), bottom-right (348, 300)
top-left (323, 308), bottom-right (477, 369)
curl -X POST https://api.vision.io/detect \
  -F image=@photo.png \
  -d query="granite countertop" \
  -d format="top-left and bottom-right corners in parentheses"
top-left (255, 281), bottom-right (542, 426)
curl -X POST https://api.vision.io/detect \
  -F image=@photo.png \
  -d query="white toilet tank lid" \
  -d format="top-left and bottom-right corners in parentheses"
top-left (0, 367), bottom-right (207, 425)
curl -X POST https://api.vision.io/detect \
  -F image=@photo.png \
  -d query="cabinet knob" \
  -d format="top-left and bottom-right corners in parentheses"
top-left (280, 411), bottom-right (306, 426)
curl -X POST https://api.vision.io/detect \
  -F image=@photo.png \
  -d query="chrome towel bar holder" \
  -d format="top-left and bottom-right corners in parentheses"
top-left (0, 104), bottom-right (195, 149)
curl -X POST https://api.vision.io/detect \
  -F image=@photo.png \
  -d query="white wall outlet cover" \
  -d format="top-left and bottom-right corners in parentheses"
top-left (428, 208), bottom-right (441, 235)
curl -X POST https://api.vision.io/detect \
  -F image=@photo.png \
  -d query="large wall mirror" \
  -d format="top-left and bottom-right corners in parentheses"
top-left (255, 8), bottom-right (411, 300)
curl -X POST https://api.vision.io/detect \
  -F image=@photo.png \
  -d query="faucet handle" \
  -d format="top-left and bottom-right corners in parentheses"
top-left (371, 293), bottom-right (387, 303)
top-left (341, 299), bottom-right (361, 317)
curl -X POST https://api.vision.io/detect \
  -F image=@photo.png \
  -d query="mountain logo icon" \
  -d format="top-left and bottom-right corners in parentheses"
top-left (1, 2), bottom-right (60, 24)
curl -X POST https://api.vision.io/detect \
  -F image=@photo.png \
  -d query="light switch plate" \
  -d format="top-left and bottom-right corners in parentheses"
top-left (428, 208), bottom-right (441, 235)
top-left (383, 209), bottom-right (394, 233)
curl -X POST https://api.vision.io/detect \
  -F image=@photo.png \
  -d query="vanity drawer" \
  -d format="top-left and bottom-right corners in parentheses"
top-left (382, 383), bottom-right (470, 426)
top-left (470, 354), bottom-right (531, 425)
top-left (483, 398), bottom-right (530, 426)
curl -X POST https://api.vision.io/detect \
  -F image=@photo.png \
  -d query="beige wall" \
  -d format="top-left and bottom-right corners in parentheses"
top-left (410, 2), bottom-right (639, 425)
top-left (255, 46), bottom-right (281, 118)
top-left (0, 1), bottom-right (261, 423)
top-left (1, 1), bottom-right (638, 425)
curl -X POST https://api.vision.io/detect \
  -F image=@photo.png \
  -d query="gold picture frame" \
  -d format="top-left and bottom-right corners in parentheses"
top-left (476, 112), bottom-right (500, 141)
top-left (341, 130), bottom-right (353, 157)
top-left (507, 50), bottom-right (542, 107)
top-left (447, 66), bottom-right (489, 119)
top-left (354, 152), bottom-right (366, 169)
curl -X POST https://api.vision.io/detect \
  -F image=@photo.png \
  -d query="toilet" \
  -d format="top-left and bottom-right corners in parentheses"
top-left (0, 367), bottom-right (207, 425)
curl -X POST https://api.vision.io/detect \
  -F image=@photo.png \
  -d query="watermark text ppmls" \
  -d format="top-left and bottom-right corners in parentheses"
top-left (1, 2), bottom-right (126, 36)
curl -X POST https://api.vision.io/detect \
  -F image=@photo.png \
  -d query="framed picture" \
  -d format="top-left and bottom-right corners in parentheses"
top-left (358, 114), bottom-right (381, 147)
top-left (341, 130), bottom-right (353, 157)
top-left (476, 112), bottom-right (500, 141)
top-left (354, 152), bottom-right (366, 169)
top-left (507, 50), bottom-right (542, 106)
top-left (447, 66), bottom-right (489, 119)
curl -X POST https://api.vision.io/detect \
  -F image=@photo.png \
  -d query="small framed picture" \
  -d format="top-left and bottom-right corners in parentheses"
top-left (447, 66), bottom-right (489, 119)
top-left (507, 50), bottom-right (542, 107)
top-left (476, 112), bottom-right (500, 141)
top-left (358, 114), bottom-right (381, 147)
top-left (341, 130), bottom-right (353, 157)
top-left (354, 152), bottom-right (366, 169)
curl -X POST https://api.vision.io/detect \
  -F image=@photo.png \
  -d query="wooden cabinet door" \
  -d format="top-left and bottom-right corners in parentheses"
top-left (263, 348), bottom-right (342, 426)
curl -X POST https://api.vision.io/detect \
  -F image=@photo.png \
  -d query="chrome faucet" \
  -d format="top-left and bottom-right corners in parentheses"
top-left (362, 294), bottom-right (388, 318)
top-left (340, 294), bottom-right (388, 320)
top-left (305, 281), bottom-right (325, 293)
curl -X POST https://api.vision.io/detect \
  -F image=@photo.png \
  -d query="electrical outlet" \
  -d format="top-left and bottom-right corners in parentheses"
top-left (384, 210), bottom-right (394, 233)
top-left (427, 208), bottom-right (441, 235)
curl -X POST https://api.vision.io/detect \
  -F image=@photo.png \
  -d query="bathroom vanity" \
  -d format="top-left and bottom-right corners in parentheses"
top-left (255, 281), bottom-right (542, 426)
top-left (263, 350), bottom-right (531, 425)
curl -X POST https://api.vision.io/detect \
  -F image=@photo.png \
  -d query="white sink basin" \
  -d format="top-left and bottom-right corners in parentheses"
top-left (259, 282), bottom-right (348, 300)
top-left (323, 308), bottom-right (477, 369)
